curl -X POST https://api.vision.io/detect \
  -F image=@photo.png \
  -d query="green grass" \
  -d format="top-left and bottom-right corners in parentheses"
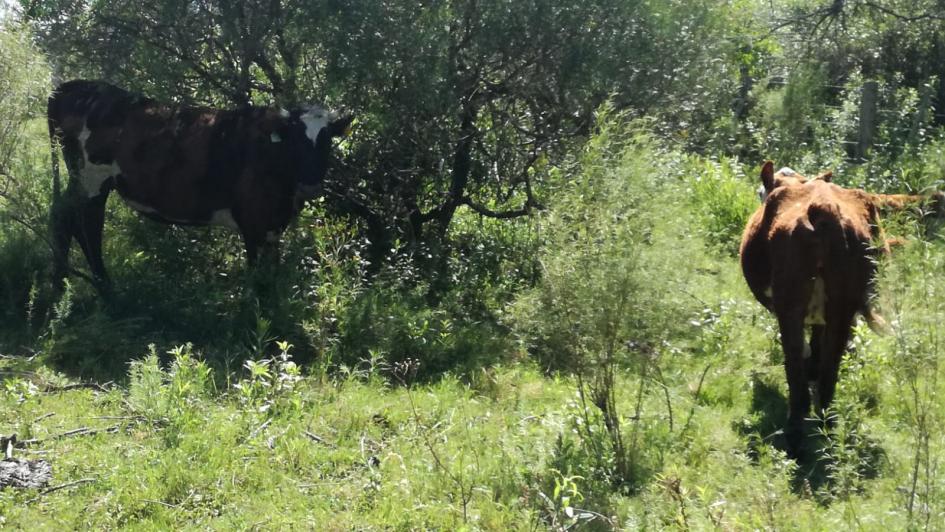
top-left (3, 235), bottom-right (945, 530)
top-left (1, 354), bottom-right (575, 529)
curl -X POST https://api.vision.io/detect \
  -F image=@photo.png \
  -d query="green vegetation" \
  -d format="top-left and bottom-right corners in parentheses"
top-left (4, 0), bottom-right (945, 529)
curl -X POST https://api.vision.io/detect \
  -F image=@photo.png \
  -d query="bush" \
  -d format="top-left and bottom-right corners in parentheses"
top-left (509, 111), bottom-right (713, 492)
top-left (510, 113), bottom-right (707, 373)
top-left (0, 25), bottom-right (52, 346)
top-left (687, 157), bottom-right (758, 255)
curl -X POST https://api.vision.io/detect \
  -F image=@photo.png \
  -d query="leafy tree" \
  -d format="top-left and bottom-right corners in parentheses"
top-left (19, 0), bottom-right (738, 268)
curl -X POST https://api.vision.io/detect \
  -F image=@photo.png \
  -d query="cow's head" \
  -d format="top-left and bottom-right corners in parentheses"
top-left (281, 106), bottom-right (354, 199)
top-left (757, 160), bottom-right (832, 201)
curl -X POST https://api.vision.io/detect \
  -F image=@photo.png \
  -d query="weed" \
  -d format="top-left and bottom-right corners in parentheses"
top-left (233, 341), bottom-right (303, 417)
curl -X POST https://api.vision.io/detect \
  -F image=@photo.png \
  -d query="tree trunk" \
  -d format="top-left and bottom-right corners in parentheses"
top-left (733, 61), bottom-right (753, 120)
top-left (434, 104), bottom-right (477, 237)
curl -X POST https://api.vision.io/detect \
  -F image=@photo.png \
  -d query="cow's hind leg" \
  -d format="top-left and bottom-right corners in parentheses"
top-left (50, 136), bottom-right (86, 294)
top-left (50, 191), bottom-right (74, 295)
top-left (817, 307), bottom-right (857, 421)
top-left (808, 324), bottom-right (824, 405)
top-left (779, 316), bottom-right (810, 454)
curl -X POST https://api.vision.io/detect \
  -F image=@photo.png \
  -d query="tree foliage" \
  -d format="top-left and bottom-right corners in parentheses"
top-left (19, 0), bottom-right (740, 263)
top-left (0, 21), bottom-right (48, 176)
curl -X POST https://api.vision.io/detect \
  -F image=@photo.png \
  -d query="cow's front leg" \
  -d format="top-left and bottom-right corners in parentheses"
top-left (241, 232), bottom-right (281, 267)
top-left (73, 191), bottom-right (111, 292)
top-left (260, 230), bottom-right (282, 264)
top-left (244, 237), bottom-right (260, 265)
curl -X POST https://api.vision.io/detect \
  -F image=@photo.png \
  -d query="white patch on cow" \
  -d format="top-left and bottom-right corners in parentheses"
top-left (210, 209), bottom-right (239, 231)
top-left (124, 198), bottom-right (158, 215)
top-left (778, 167), bottom-right (797, 176)
top-left (764, 286), bottom-right (773, 298)
top-left (301, 106), bottom-right (335, 144)
top-left (805, 277), bottom-right (826, 326)
top-left (271, 132), bottom-right (282, 143)
top-left (78, 125), bottom-right (120, 197)
top-left (802, 342), bottom-right (811, 359)
top-left (279, 108), bottom-right (290, 118)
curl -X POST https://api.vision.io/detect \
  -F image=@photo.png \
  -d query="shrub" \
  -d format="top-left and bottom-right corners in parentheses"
top-left (687, 157), bottom-right (757, 255)
top-left (510, 112), bottom-right (706, 373)
top-left (0, 24), bottom-right (52, 345)
top-left (509, 111), bottom-right (711, 492)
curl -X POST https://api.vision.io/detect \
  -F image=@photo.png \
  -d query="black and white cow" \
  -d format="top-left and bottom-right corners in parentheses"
top-left (47, 80), bottom-right (352, 291)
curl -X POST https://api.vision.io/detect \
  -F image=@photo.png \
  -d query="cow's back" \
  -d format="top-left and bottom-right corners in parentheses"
top-left (49, 80), bottom-right (243, 223)
top-left (48, 80), bottom-right (142, 136)
top-left (740, 181), bottom-right (879, 317)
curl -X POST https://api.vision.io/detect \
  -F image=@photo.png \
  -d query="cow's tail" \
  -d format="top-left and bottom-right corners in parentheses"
top-left (798, 201), bottom-right (848, 268)
top-left (47, 93), bottom-right (61, 200)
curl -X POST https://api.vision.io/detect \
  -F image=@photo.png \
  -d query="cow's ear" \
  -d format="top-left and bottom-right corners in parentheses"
top-left (327, 115), bottom-right (354, 137)
top-left (815, 170), bottom-right (833, 182)
top-left (761, 160), bottom-right (775, 191)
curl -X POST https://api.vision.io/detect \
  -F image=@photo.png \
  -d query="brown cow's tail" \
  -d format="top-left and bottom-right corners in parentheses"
top-left (799, 201), bottom-right (848, 265)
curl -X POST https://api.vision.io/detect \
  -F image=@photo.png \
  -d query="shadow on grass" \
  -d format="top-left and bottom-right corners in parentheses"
top-left (735, 370), bottom-right (885, 502)
top-left (22, 267), bottom-right (321, 384)
top-left (18, 263), bottom-right (512, 387)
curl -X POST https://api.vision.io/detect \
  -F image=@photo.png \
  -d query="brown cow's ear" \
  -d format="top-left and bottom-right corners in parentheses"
top-left (327, 115), bottom-right (354, 137)
top-left (761, 160), bottom-right (775, 191)
top-left (815, 170), bottom-right (833, 182)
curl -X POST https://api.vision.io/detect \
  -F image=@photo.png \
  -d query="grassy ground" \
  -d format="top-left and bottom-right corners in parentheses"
top-left (3, 236), bottom-right (945, 530)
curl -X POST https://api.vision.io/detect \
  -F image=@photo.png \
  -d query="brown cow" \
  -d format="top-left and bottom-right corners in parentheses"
top-left (47, 80), bottom-right (353, 293)
top-left (740, 161), bottom-right (937, 454)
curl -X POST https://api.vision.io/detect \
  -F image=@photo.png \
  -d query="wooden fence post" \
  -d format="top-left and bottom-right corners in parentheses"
top-left (857, 80), bottom-right (878, 160)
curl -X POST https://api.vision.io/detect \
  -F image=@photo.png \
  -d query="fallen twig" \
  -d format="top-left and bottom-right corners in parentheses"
top-left (32, 413), bottom-right (56, 424)
top-left (266, 428), bottom-right (288, 450)
top-left (142, 498), bottom-right (179, 509)
top-left (22, 449), bottom-right (51, 456)
top-left (303, 431), bottom-right (335, 447)
top-left (0, 370), bottom-right (40, 378)
top-left (27, 478), bottom-right (96, 503)
top-left (15, 425), bottom-right (121, 448)
top-left (42, 381), bottom-right (113, 394)
top-left (91, 415), bottom-right (149, 422)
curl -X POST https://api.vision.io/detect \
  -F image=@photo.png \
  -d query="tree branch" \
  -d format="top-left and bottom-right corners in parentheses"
top-left (861, 1), bottom-right (945, 22)
top-left (459, 171), bottom-right (544, 220)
